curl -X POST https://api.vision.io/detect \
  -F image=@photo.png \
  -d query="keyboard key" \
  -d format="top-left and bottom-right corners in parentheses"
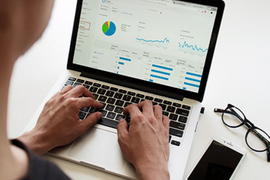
top-left (77, 79), bottom-right (84, 83)
top-left (79, 111), bottom-right (86, 120)
top-left (107, 98), bottom-right (116, 104)
top-left (145, 96), bottom-right (154, 100)
top-left (81, 107), bottom-right (90, 112)
top-left (154, 98), bottom-right (162, 103)
top-left (163, 111), bottom-right (169, 116)
top-left (159, 104), bottom-right (167, 110)
top-left (119, 89), bottom-right (127, 94)
top-left (97, 118), bottom-right (119, 129)
top-left (171, 140), bottom-right (181, 146)
top-left (127, 91), bottom-right (136, 96)
top-left (93, 94), bottom-right (99, 100)
top-left (102, 85), bottom-right (110, 89)
top-left (176, 109), bottom-right (189, 116)
top-left (68, 77), bottom-right (76, 81)
top-left (115, 100), bottom-right (124, 107)
top-left (152, 102), bottom-right (158, 105)
top-left (73, 82), bottom-right (82, 87)
top-left (97, 89), bottom-right (106, 95)
top-left (98, 96), bottom-right (107, 102)
top-left (163, 100), bottom-right (172, 105)
top-left (170, 121), bottom-right (185, 130)
top-left (85, 81), bottom-right (92, 85)
top-left (169, 128), bottom-right (183, 137)
top-left (105, 91), bottom-right (114, 97)
top-left (178, 116), bottom-right (188, 123)
top-left (182, 105), bottom-right (191, 110)
top-left (93, 83), bottom-right (101, 87)
top-left (107, 112), bottom-right (116, 119)
top-left (90, 86), bottom-right (98, 93)
top-left (65, 80), bottom-right (74, 86)
top-left (83, 84), bottom-right (90, 89)
top-left (123, 95), bottom-right (131, 101)
top-left (169, 135), bottom-right (172, 143)
top-left (169, 114), bottom-right (178, 121)
top-left (124, 102), bottom-right (132, 107)
top-left (100, 110), bottom-right (107, 117)
top-left (173, 102), bottom-right (181, 107)
top-left (114, 107), bottom-right (123, 113)
top-left (110, 87), bottom-right (118, 91)
top-left (105, 104), bottom-right (115, 111)
top-left (136, 94), bottom-right (145, 98)
top-left (166, 106), bottom-right (175, 113)
top-left (89, 107), bottom-right (98, 113)
top-left (131, 97), bottom-right (140, 103)
top-left (114, 93), bottom-right (123, 99)
top-left (116, 114), bottom-right (125, 121)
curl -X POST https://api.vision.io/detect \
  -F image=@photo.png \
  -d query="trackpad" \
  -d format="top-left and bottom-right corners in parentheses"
top-left (68, 127), bottom-right (125, 171)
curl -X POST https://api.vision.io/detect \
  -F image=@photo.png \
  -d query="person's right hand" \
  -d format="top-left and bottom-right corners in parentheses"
top-left (117, 100), bottom-right (170, 180)
top-left (18, 85), bottom-right (103, 155)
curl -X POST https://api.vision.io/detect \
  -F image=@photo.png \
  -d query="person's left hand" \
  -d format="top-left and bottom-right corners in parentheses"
top-left (18, 85), bottom-right (103, 155)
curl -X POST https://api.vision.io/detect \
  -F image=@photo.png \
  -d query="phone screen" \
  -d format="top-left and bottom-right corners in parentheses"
top-left (187, 140), bottom-right (244, 180)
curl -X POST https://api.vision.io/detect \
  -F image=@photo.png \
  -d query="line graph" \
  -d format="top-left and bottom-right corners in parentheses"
top-left (136, 37), bottom-right (170, 48)
top-left (178, 41), bottom-right (208, 55)
top-left (136, 37), bottom-right (170, 43)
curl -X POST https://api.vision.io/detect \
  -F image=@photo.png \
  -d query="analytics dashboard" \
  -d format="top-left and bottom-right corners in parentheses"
top-left (73, 0), bottom-right (217, 93)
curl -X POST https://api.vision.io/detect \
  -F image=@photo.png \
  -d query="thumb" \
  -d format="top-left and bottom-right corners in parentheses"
top-left (117, 119), bottom-right (129, 141)
top-left (80, 112), bottom-right (102, 131)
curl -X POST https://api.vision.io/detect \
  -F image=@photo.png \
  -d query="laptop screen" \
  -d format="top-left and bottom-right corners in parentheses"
top-left (70, 0), bottom-right (223, 101)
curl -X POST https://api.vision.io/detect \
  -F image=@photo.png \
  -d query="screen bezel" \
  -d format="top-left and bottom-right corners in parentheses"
top-left (67, 0), bottom-right (225, 102)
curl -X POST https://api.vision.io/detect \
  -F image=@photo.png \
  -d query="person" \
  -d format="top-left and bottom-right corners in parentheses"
top-left (0, 1), bottom-right (170, 180)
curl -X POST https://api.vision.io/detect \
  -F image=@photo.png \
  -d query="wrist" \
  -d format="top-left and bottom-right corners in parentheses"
top-left (135, 164), bottom-right (170, 180)
top-left (17, 130), bottom-right (52, 155)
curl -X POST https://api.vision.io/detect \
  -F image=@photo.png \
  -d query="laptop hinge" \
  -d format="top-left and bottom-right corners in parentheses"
top-left (80, 72), bottom-right (184, 101)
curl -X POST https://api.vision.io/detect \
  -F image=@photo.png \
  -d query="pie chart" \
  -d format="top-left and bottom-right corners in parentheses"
top-left (102, 21), bottom-right (116, 36)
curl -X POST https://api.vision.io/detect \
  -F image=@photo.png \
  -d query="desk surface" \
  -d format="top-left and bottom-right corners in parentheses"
top-left (8, 0), bottom-right (270, 179)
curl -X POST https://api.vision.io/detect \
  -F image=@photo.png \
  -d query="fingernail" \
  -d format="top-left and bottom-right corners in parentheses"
top-left (97, 112), bottom-right (102, 119)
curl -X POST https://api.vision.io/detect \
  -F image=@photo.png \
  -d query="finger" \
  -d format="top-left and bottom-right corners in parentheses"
top-left (68, 85), bottom-right (95, 99)
top-left (61, 85), bottom-right (73, 94)
top-left (77, 97), bottom-right (103, 109)
top-left (123, 104), bottom-right (142, 117)
top-left (137, 100), bottom-right (154, 116)
top-left (153, 105), bottom-right (163, 121)
top-left (117, 119), bottom-right (129, 141)
top-left (79, 112), bottom-right (102, 132)
top-left (162, 115), bottom-right (170, 131)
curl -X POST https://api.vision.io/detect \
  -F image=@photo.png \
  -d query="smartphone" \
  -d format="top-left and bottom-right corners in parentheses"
top-left (186, 136), bottom-right (246, 180)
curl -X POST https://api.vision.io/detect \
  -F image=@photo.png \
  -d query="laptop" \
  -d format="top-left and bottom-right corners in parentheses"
top-left (23, 0), bottom-right (224, 179)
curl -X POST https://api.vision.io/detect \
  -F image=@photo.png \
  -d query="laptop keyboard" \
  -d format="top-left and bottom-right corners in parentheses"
top-left (64, 77), bottom-right (191, 147)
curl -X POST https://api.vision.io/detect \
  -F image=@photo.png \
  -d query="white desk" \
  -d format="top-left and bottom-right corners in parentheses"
top-left (8, 0), bottom-right (270, 179)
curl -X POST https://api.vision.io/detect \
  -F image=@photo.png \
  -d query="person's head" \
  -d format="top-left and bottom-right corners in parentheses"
top-left (0, 0), bottom-right (55, 60)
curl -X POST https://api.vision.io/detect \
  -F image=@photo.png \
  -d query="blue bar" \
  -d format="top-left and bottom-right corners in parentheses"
top-left (186, 72), bottom-right (202, 77)
top-left (118, 62), bottom-right (124, 65)
top-left (117, 66), bottom-right (119, 69)
top-left (151, 69), bottom-right (170, 76)
top-left (152, 64), bottom-right (173, 71)
top-left (184, 82), bottom-right (200, 88)
top-left (183, 87), bottom-right (186, 90)
top-left (150, 74), bottom-right (169, 81)
top-left (185, 77), bottom-right (201, 83)
top-left (119, 57), bottom-right (131, 61)
top-left (149, 79), bottom-right (153, 82)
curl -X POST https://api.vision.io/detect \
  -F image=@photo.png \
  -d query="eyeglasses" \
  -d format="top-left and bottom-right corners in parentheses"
top-left (214, 104), bottom-right (270, 162)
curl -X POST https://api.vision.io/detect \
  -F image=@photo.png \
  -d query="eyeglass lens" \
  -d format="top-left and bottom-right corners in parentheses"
top-left (222, 106), bottom-right (245, 127)
top-left (246, 128), bottom-right (270, 152)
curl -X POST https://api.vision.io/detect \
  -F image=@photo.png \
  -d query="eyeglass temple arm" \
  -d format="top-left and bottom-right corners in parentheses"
top-left (214, 108), bottom-right (244, 121)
